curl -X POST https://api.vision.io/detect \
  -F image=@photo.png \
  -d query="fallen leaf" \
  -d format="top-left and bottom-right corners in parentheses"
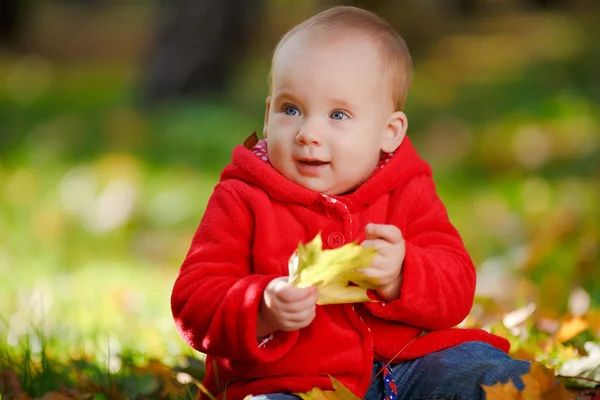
top-left (483, 362), bottom-right (569, 400)
top-left (521, 361), bottom-right (569, 400)
top-left (557, 317), bottom-right (589, 343)
top-left (482, 378), bottom-right (522, 400)
top-left (289, 234), bottom-right (378, 305)
top-left (296, 376), bottom-right (360, 400)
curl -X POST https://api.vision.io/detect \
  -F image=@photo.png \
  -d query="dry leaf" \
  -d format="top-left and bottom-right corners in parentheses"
top-left (289, 234), bottom-right (378, 305)
top-left (482, 361), bottom-right (568, 400)
top-left (243, 132), bottom-right (259, 149)
top-left (482, 378), bottom-right (522, 400)
top-left (521, 361), bottom-right (568, 400)
top-left (556, 317), bottom-right (589, 343)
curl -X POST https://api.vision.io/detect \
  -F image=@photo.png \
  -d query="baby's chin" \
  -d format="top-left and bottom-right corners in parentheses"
top-left (293, 176), bottom-right (360, 196)
top-left (274, 163), bottom-right (365, 195)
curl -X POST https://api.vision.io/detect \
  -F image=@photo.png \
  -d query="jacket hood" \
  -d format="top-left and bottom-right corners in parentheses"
top-left (220, 135), bottom-right (432, 211)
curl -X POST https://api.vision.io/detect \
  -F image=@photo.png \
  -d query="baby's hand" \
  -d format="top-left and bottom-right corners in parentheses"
top-left (360, 223), bottom-right (406, 301)
top-left (257, 277), bottom-right (319, 336)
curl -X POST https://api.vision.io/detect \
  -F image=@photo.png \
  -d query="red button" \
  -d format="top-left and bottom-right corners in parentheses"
top-left (327, 232), bottom-right (345, 248)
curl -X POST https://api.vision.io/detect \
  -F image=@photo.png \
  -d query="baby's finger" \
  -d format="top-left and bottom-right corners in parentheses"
top-left (356, 266), bottom-right (382, 279)
top-left (278, 284), bottom-right (317, 303)
top-left (279, 310), bottom-right (316, 331)
top-left (284, 307), bottom-right (316, 324)
top-left (358, 260), bottom-right (394, 277)
top-left (361, 238), bottom-right (386, 251)
top-left (281, 293), bottom-right (319, 313)
top-left (365, 223), bottom-right (403, 244)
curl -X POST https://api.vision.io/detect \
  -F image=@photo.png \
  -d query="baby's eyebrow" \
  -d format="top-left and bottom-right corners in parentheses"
top-left (272, 90), bottom-right (299, 103)
top-left (327, 97), bottom-right (357, 111)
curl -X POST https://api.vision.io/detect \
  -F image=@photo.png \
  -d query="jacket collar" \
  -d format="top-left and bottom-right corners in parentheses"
top-left (220, 135), bottom-right (432, 212)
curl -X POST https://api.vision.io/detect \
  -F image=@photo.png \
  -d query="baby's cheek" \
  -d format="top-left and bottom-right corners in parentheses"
top-left (273, 115), bottom-right (296, 128)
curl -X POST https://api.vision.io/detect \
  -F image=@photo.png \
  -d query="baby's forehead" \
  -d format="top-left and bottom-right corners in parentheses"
top-left (277, 27), bottom-right (377, 54)
top-left (273, 29), bottom-right (384, 72)
top-left (270, 34), bottom-right (395, 110)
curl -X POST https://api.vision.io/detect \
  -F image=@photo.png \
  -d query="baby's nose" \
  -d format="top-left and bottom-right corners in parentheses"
top-left (296, 121), bottom-right (321, 145)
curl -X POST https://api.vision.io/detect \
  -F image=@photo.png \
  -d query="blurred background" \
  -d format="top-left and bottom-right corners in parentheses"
top-left (0, 0), bottom-right (599, 396)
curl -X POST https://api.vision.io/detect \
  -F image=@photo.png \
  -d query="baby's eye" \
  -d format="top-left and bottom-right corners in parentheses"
top-left (330, 111), bottom-right (348, 120)
top-left (283, 105), bottom-right (300, 116)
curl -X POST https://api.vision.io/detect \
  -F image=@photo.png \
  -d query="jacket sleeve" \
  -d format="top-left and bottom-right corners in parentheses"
top-left (171, 183), bottom-right (299, 362)
top-left (364, 175), bottom-right (476, 330)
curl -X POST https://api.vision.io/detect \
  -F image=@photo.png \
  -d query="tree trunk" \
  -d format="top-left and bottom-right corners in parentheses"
top-left (0, 0), bottom-right (25, 48)
top-left (140, 0), bottom-right (263, 106)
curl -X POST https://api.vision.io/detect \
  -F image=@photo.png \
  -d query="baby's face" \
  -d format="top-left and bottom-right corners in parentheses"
top-left (264, 32), bottom-right (396, 195)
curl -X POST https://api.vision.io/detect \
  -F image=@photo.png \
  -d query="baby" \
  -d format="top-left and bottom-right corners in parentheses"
top-left (171, 6), bottom-right (530, 400)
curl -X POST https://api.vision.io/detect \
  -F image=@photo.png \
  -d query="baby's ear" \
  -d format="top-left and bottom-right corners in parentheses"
top-left (263, 97), bottom-right (271, 138)
top-left (381, 111), bottom-right (407, 153)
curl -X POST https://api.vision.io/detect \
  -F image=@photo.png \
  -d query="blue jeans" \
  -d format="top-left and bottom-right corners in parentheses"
top-left (252, 341), bottom-right (530, 400)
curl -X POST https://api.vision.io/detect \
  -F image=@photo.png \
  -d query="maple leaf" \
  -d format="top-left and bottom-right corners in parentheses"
top-left (483, 378), bottom-right (522, 400)
top-left (288, 234), bottom-right (378, 305)
top-left (482, 361), bottom-right (569, 400)
top-left (521, 361), bottom-right (569, 400)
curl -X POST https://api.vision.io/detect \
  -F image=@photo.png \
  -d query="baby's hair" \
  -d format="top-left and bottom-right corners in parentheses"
top-left (269, 6), bottom-right (413, 111)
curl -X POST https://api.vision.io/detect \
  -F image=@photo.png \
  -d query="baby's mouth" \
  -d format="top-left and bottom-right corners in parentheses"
top-left (299, 160), bottom-right (329, 166)
top-left (296, 159), bottom-right (330, 175)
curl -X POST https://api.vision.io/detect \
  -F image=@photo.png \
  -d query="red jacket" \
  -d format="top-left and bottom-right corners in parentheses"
top-left (171, 137), bottom-right (509, 399)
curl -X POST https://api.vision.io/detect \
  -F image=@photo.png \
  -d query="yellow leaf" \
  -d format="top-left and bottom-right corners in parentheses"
top-left (556, 316), bottom-right (589, 343)
top-left (482, 379), bottom-right (522, 400)
top-left (316, 282), bottom-right (371, 305)
top-left (330, 376), bottom-right (361, 400)
top-left (289, 234), bottom-right (378, 305)
top-left (521, 362), bottom-right (568, 400)
top-left (482, 361), bottom-right (569, 400)
top-left (296, 376), bottom-right (360, 400)
top-left (296, 388), bottom-right (338, 400)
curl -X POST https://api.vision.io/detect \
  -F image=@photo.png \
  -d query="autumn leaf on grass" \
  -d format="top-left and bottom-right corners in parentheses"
top-left (521, 361), bottom-right (569, 399)
top-left (482, 379), bottom-right (521, 400)
top-left (482, 361), bottom-right (568, 400)
top-left (296, 376), bottom-right (360, 400)
top-left (556, 317), bottom-right (589, 343)
top-left (288, 234), bottom-right (378, 305)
